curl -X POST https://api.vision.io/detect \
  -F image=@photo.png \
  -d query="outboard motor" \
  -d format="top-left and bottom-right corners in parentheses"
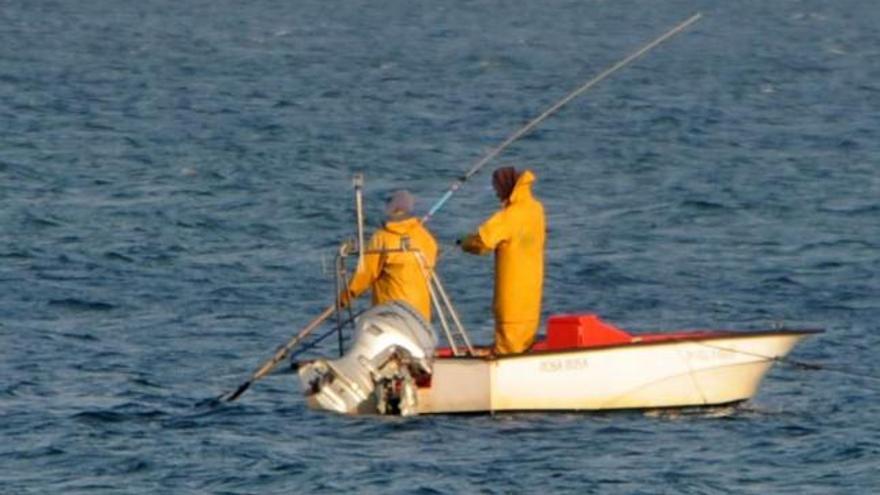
top-left (297, 301), bottom-right (437, 416)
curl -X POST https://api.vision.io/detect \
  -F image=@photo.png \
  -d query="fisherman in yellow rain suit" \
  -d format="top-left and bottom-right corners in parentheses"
top-left (341, 190), bottom-right (439, 322)
top-left (459, 167), bottom-right (546, 354)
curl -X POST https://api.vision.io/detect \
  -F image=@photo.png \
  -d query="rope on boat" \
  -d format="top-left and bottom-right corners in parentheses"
top-left (777, 358), bottom-right (880, 383)
top-left (697, 342), bottom-right (880, 385)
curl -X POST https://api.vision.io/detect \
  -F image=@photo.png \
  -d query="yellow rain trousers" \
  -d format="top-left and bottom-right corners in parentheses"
top-left (343, 217), bottom-right (438, 322)
top-left (461, 170), bottom-right (546, 354)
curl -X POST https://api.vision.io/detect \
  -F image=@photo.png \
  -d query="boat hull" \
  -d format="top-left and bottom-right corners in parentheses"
top-left (416, 331), bottom-right (813, 414)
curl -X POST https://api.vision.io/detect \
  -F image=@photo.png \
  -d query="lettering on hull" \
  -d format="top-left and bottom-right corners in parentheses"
top-left (677, 347), bottom-right (738, 363)
top-left (538, 357), bottom-right (589, 373)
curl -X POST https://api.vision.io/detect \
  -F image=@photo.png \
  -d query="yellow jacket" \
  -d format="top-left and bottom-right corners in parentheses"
top-left (344, 217), bottom-right (438, 322)
top-left (462, 170), bottom-right (545, 354)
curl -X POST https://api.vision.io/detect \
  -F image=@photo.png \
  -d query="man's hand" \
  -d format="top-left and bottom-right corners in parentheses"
top-left (337, 290), bottom-right (353, 308)
top-left (458, 233), bottom-right (486, 254)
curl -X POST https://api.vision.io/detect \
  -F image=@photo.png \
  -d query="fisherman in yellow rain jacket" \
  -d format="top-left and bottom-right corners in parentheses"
top-left (459, 167), bottom-right (546, 354)
top-left (341, 190), bottom-right (439, 322)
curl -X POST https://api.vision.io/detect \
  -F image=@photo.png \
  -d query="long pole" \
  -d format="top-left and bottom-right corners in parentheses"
top-left (353, 173), bottom-right (366, 267)
top-left (422, 12), bottom-right (702, 224)
top-left (218, 305), bottom-right (335, 402)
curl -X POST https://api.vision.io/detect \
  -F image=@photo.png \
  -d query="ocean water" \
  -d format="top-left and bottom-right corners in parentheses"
top-left (2, 0), bottom-right (879, 493)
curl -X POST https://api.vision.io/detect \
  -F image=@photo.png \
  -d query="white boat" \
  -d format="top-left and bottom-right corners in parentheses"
top-left (296, 303), bottom-right (818, 415)
top-left (418, 327), bottom-right (816, 414)
top-left (292, 174), bottom-right (817, 415)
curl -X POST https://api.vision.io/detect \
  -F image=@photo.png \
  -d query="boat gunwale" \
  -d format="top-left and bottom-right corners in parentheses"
top-left (435, 328), bottom-right (823, 361)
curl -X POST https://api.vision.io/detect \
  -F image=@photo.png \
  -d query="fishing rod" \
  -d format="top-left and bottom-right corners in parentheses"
top-left (422, 12), bottom-right (702, 224)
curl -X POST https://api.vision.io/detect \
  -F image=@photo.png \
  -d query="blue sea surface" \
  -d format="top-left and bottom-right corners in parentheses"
top-left (2, 0), bottom-right (879, 493)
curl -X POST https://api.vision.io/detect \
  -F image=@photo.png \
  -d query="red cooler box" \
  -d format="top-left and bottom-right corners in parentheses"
top-left (545, 314), bottom-right (632, 350)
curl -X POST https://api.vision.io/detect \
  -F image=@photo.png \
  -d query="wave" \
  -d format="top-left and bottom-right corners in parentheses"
top-left (48, 298), bottom-right (116, 311)
top-left (679, 199), bottom-right (731, 211)
top-left (71, 408), bottom-right (167, 425)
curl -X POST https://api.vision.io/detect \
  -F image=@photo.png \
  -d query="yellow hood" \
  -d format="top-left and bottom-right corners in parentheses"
top-left (383, 217), bottom-right (421, 236)
top-left (507, 170), bottom-right (536, 205)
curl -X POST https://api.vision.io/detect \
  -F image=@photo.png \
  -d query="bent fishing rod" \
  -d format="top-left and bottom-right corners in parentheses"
top-left (422, 12), bottom-right (702, 224)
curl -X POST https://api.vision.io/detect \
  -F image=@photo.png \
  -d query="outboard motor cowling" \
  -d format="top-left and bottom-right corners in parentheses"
top-left (297, 301), bottom-right (437, 415)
